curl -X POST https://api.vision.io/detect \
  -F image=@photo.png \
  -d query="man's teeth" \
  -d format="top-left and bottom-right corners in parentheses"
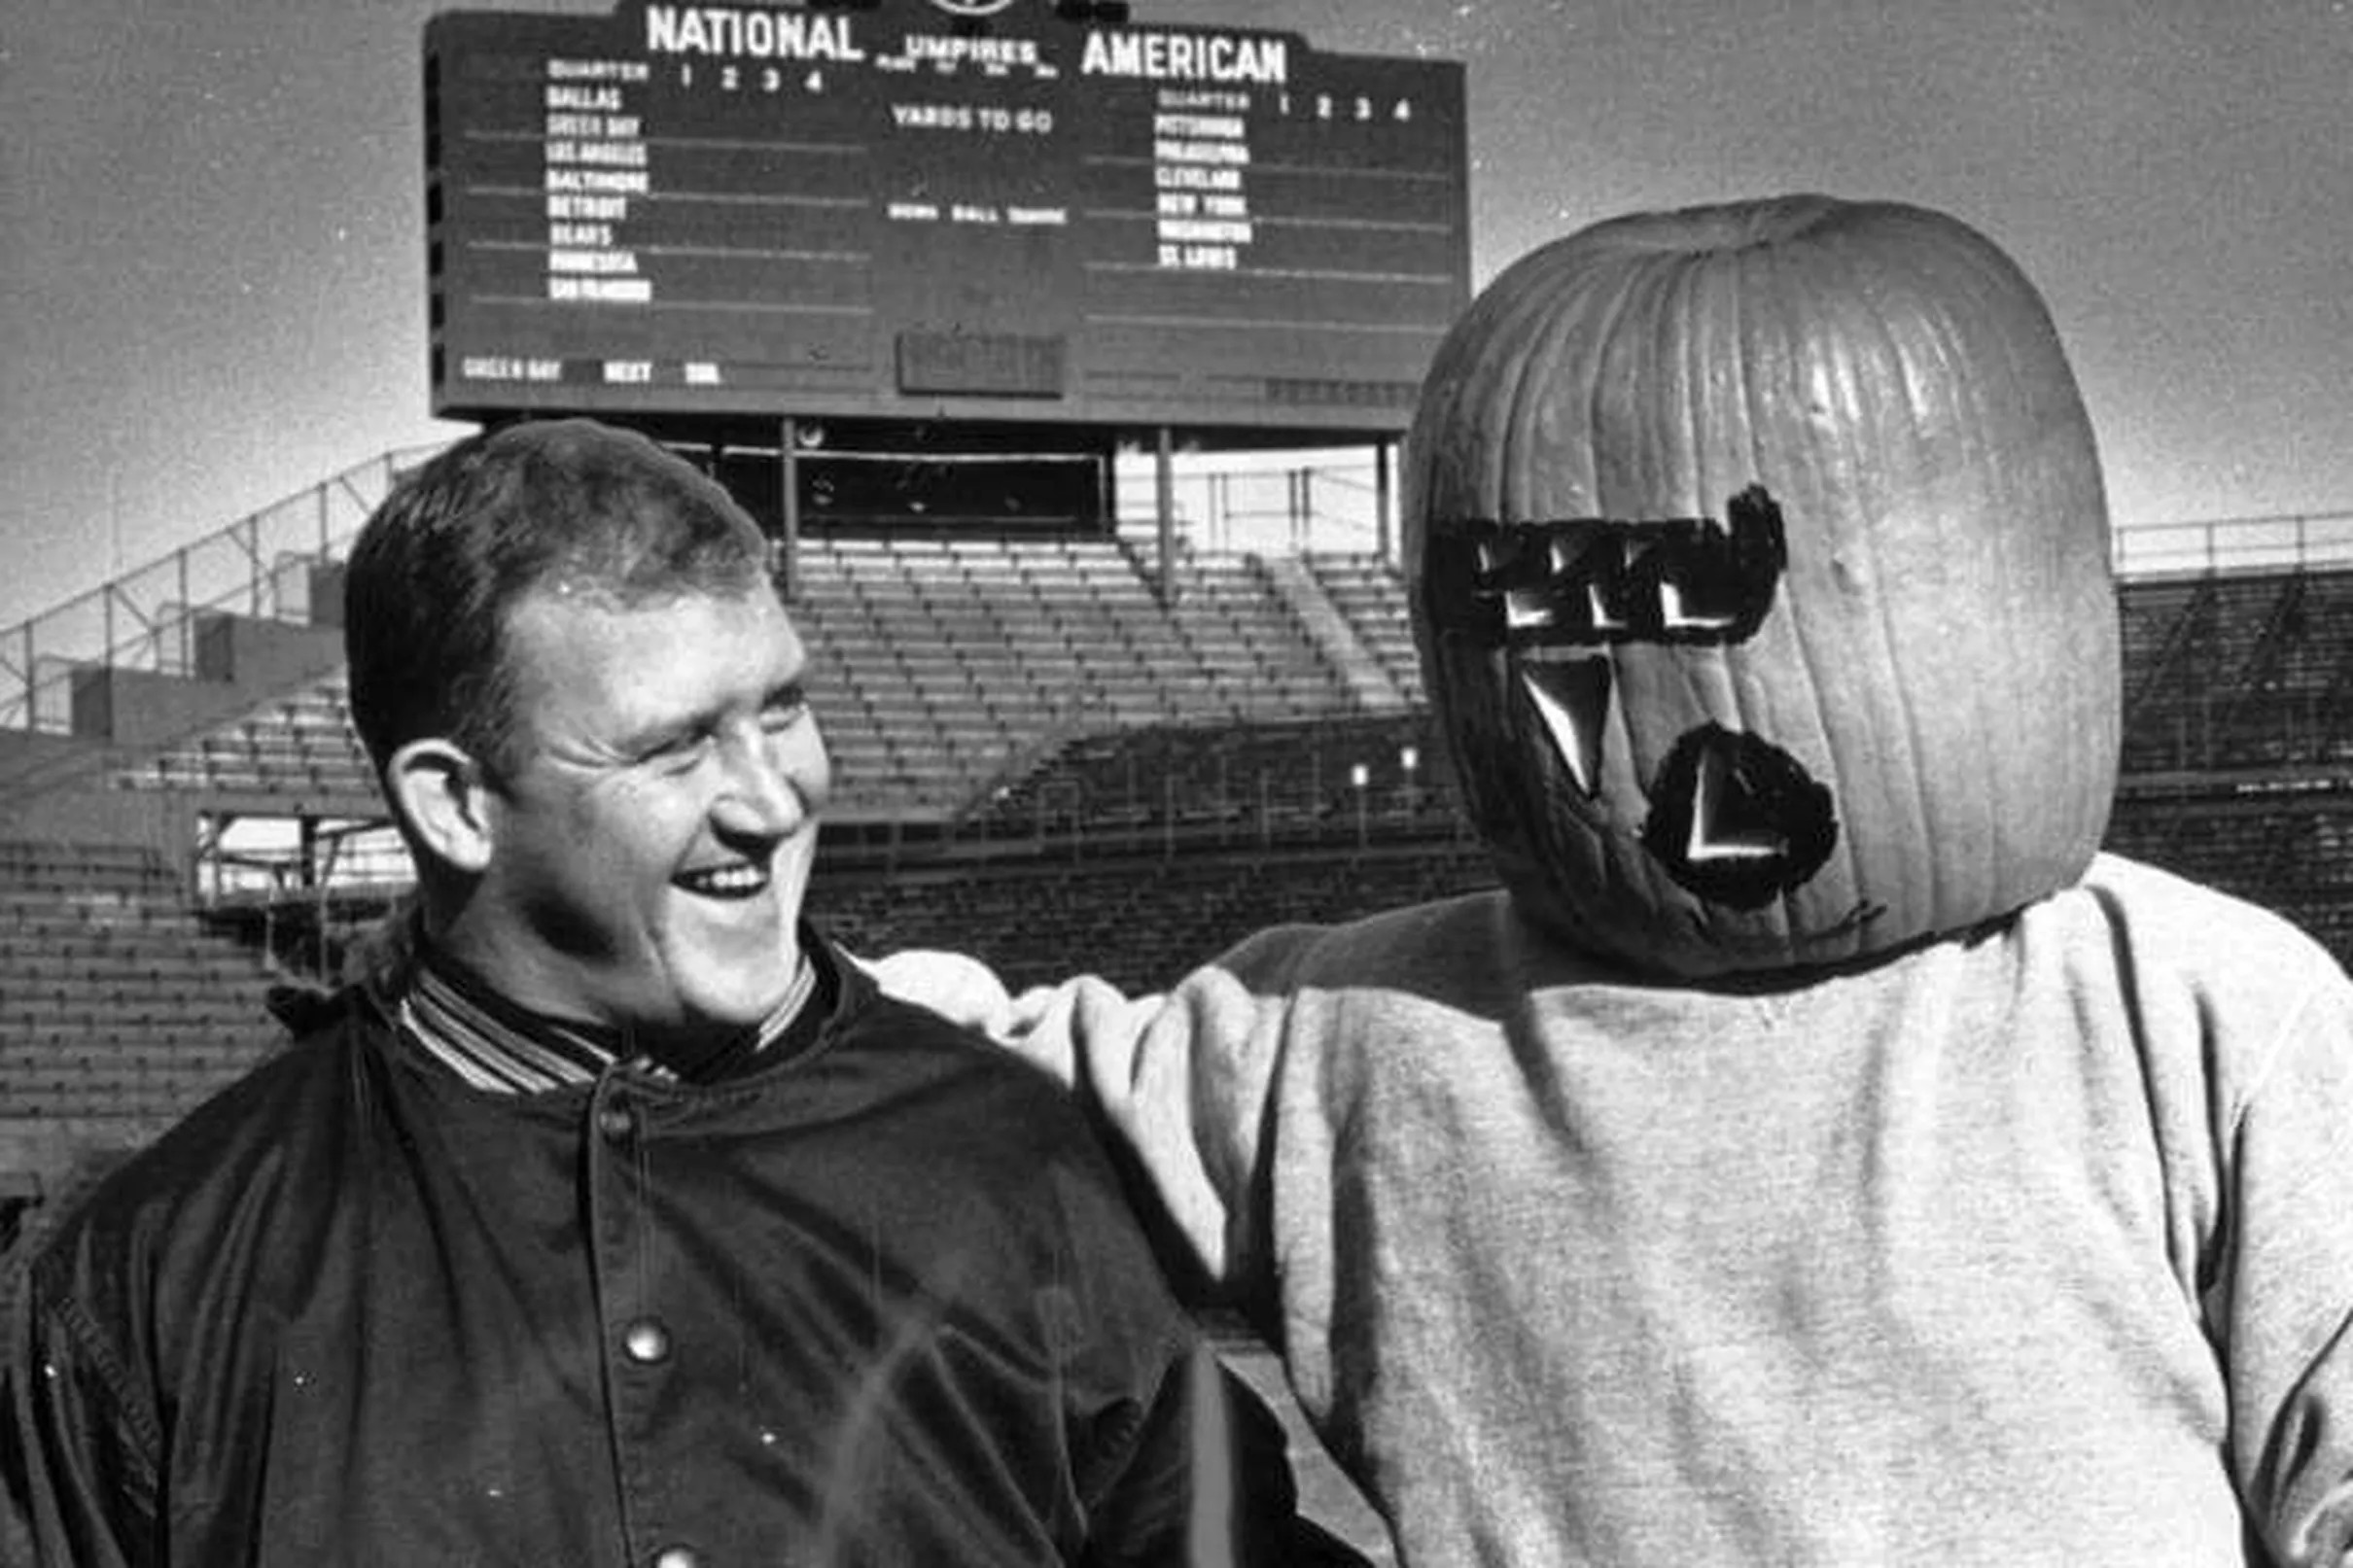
top-left (682, 864), bottom-right (768, 896)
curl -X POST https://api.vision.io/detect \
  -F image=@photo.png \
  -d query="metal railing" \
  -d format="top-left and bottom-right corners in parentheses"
top-left (0, 445), bottom-right (446, 733)
top-left (2111, 509), bottom-right (2353, 578)
top-left (194, 817), bottom-right (414, 908)
top-left (5, 434), bottom-right (2344, 739)
top-left (1109, 452), bottom-right (1387, 556)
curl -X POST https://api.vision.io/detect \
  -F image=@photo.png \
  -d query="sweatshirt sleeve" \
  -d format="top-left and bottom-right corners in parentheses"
top-left (2217, 957), bottom-right (2353, 1567)
top-left (862, 938), bottom-right (1317, 1317)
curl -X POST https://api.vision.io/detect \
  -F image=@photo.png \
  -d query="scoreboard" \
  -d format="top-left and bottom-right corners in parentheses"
top-left (424, 0), bottom-right (1470, 437)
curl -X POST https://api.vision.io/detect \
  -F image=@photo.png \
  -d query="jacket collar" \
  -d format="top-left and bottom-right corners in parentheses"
top-left (399, 931), bottom-right (822, 1094)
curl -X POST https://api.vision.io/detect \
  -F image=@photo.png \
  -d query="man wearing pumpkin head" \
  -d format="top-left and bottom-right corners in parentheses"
top-left (875, 194), bottom-right (2353, 1566)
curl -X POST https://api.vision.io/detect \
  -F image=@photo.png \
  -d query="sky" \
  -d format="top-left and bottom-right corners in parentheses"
top-left (4, 0), bottom-right (2349, 635)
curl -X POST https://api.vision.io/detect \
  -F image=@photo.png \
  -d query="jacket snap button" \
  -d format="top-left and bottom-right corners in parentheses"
top-left (596, 1103), bottom-right (634, 1140)
top-left (623, 1317), bottom-right (672, 1364)
top-left (652, 1548), bottom-right (699, 1568)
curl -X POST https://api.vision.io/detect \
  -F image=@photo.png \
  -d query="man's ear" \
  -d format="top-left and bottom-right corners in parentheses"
top-left (388, 738), bottom-right (498, 875)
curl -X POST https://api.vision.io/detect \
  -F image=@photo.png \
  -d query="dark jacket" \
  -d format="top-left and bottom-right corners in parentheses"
top-left (3, 944), bottom-right (1310, 1566)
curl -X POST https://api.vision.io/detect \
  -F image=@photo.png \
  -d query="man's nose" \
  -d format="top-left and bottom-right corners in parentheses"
top-left (711, 725), bottom-right (814, 839)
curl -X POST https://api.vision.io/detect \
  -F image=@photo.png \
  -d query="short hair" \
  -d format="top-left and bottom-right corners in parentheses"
top-left (344, 418), bottom-right (773, 784)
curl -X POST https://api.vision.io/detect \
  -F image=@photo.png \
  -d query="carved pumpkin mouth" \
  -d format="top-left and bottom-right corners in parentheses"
top-left (1636, 722), bottom-right (1839, 910)
top-left (1515, 659), bottom-right (1838, 911)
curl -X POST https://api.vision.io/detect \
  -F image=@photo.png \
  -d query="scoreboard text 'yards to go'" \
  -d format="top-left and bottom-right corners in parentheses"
top-left (426, 0), bottom-right (1472, 436)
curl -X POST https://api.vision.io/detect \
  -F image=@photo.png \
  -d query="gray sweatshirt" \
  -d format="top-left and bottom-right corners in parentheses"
top-left (876, 853), bottom-right (2353, 1566)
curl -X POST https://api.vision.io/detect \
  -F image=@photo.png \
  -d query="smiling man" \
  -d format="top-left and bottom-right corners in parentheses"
top-left (1, 419), bottom-right (1318, 1566)
top-left (420, 567), bottom-right (826, 1071)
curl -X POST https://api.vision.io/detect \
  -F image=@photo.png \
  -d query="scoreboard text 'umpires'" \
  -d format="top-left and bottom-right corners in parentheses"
top-left (424, 0), bottom-right (1470, 436)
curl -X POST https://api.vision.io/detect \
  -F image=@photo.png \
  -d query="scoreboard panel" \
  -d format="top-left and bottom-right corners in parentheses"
top-left (425, 0), bottom-right (1470, 436)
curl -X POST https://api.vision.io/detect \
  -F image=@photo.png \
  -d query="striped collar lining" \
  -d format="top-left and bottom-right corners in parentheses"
top-left (399, 945), bottom-right (818, 1094)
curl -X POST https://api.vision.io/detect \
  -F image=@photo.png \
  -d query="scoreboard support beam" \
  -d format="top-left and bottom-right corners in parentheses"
top-left (1376, 437), bottom-right (1395, 565)
top-left (777, 417), bottom-right (803, 604)
top-left (1153, 424), bottom-right (1177, 605)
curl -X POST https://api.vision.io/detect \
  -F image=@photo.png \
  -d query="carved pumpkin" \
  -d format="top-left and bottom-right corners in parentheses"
top-left (1405, 194), bottom-right (2121, 977)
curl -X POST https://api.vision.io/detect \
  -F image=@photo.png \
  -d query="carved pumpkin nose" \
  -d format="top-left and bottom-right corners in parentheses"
top-left (1519, 654), bottom-right (1612, 797)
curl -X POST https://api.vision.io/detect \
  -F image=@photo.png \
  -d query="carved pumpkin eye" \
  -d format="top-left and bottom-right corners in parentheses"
top-left (1424, 486), bottom-right (1787, 651)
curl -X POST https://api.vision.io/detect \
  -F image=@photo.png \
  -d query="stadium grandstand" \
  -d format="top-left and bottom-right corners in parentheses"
top-left (4, 452), bottom-right (2349, 1269)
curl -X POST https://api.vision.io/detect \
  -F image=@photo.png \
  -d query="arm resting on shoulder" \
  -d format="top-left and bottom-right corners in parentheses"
top-left (862, 945), bottom-right (1308, 1315)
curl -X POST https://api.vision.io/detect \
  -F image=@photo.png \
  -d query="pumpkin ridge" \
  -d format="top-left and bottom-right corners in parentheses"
top-left (1906, 221), bottom-right (2108, 912)
top-left (1745, 253), bottom-right (1861, 954)
top-left (1573, 252), bottom-right (1650, 522)
top-left (1844, 232), bottom-right (1955, 936)
top-left (1721, 236), bottom-right (1815, 955)
top-left (1709, 233), bottom-right (1838, 947)
top-left (1676, 256), bottom-right (1775, 934)
top-left (1471, 248), bottom-right (1585, 523)
top-left (1569, 249), bottom-right (1635, 512)
top-left (1924, 240), bottom-right (2020, 920)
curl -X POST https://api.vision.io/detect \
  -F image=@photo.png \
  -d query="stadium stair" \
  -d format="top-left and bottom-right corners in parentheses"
top-left (1252, 552), bottom-right (1408, 711)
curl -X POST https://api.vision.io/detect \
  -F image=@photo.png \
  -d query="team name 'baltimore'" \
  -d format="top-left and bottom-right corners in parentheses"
top-left (1080, 29), bottom-right (1288, 86)
top-left (644, 6), bottom-right (865, 60)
